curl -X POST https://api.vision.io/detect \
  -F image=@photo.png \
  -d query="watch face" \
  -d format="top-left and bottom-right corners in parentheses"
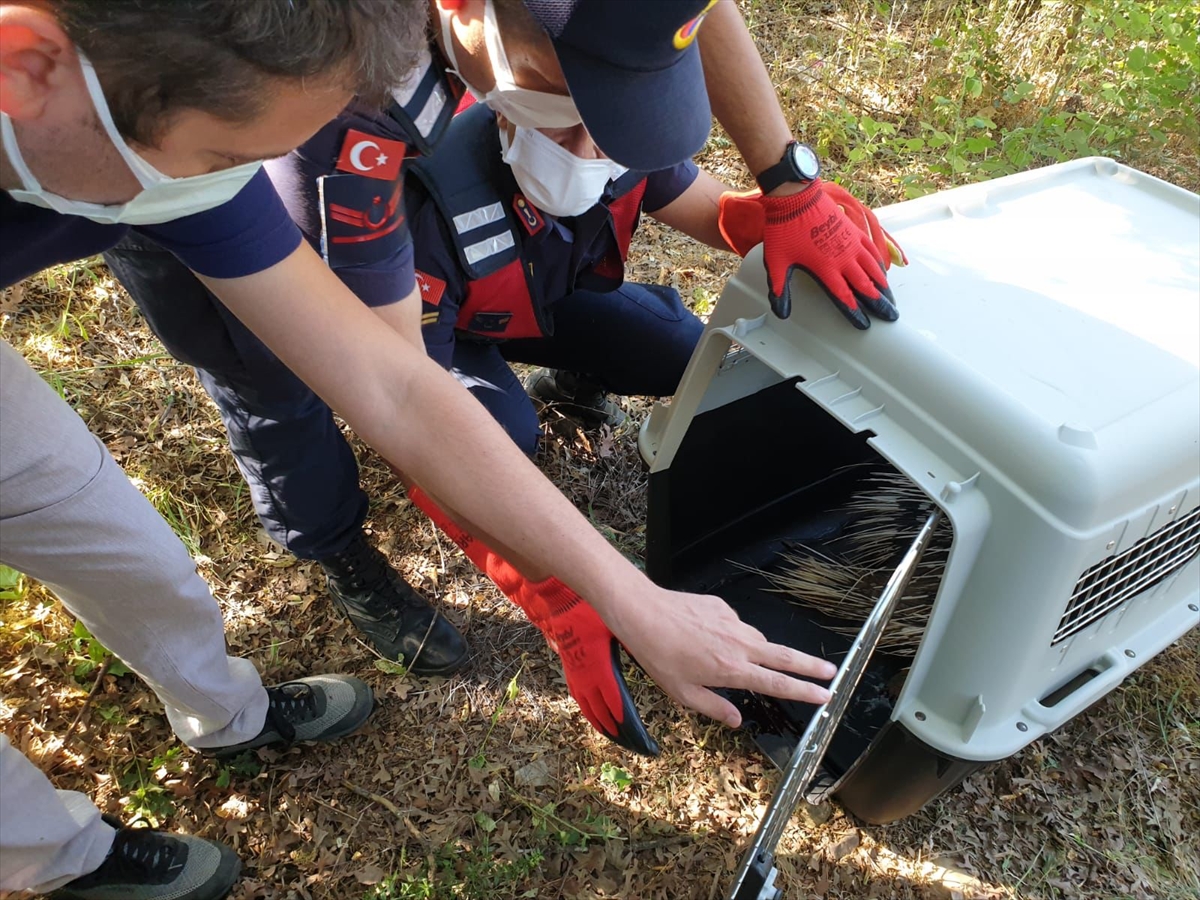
top-left (790, 143), bottom-right (820, 180)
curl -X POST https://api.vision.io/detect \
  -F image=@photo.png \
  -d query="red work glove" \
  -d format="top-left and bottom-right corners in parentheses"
top-left (407, 487), bottom-right (659, 756)
top-left (820, 182), bottom-right (908, 269)
top-left (719, 182), bottom-right (899, 329)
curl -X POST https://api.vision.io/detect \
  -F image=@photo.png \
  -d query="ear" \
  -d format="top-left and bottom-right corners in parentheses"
top-left (434, 0), bottom-right (487, 78)
top-left (435, 0), bottom-right (486, 27)
top-left (0, 6), bottom-right (76, 119)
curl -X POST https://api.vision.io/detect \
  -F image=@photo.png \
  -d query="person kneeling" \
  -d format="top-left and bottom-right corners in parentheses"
top-left (406, 101), bottom-right (738, 454)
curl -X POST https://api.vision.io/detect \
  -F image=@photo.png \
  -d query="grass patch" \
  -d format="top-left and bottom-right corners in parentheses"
top-left (365, 842), bottom-right (545, 900)
top-left (741, 0), bottom-right (1199, 199)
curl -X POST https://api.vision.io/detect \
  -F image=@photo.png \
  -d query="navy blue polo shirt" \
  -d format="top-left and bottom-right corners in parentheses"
top-left (265, 46), bottom-right (460, 308)
top-left (1, 168), bottom-right (301, 291)
top-left (264, 103), bottom-right (419, 308)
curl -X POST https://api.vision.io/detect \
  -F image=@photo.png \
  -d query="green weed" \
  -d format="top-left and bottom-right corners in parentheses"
top-left (38, 258), bottom-right (104, 297)
top-left (215, 752), bottom-right (263, 789)
top-left (0, 565), bottom-right (26, 602)
top-left (599, 761), bottom-right (634, 792)
top-left (94, 703), bottom-right (128, 727)
top-left (470, 667), bottom-right (522, 770)
top-left (503, 785), bottom-right (623, 850)
top-left (691, 286), bottom-right (716, 316)
top-left (374, 658), bottom-right (409, 676)
top-left (532, 803), bottom-right (621, 849)
top-left (118, 749), bottom-right (185, 827)
top-left (141, 482), bottom-right (203, 558)
top-left (365, 841), bottom-right (544, 900)
top-left (63, 619), bottom-right (130, 683)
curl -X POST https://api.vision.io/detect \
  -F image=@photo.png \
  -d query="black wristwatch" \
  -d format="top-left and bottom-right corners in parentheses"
top-left (755, 141), bottom-right (821, 194)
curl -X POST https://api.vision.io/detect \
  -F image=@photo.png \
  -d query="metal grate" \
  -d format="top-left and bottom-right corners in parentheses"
top-left (1054, 506), bottom-right (1200, 644)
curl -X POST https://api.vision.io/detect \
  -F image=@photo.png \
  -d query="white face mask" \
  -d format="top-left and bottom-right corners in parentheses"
top-left (500, 126), bottom-right (627, 218)
top-left (1, 53), bottom-right (262, 226)
top-left (440, 0), bottom-right (581, 129)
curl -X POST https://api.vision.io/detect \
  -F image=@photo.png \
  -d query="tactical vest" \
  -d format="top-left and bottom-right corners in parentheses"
top-left (408, 103), bottom-right (648, 340)
top-left (384, 45), bottom-right (459, 156)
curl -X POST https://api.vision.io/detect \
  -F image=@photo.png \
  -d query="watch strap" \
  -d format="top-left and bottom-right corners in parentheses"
top-left (755, 140), bottom-right (818, 194)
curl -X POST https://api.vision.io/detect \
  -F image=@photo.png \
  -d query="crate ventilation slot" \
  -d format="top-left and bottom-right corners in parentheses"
top-left (1054, 506), bottom-right (1200, 645)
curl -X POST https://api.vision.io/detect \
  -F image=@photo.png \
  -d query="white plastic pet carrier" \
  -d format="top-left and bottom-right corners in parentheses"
top-left (641, 157), bottom-right (1200, 824)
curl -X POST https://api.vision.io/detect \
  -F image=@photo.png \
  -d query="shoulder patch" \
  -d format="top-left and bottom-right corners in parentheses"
top-left (335, 128), bottom-right (406, 181)
top-left (318, 173), bottom-right (408, 269)
top-left (512, 194), bottom-right (544, 235)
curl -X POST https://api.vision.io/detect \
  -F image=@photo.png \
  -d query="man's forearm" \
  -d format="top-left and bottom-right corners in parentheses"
top-left (203, 244), bottom-right (841, 726)
top-left (698, 0), bottom-right (795, 182)
top-left (201, 246), bottom-right (645, 629)
top-left (364, 286), bottom-right (569, 580)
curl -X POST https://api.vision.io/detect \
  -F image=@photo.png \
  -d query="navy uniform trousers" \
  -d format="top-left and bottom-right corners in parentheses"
top-left (103, 233), bottom-right (702, 560)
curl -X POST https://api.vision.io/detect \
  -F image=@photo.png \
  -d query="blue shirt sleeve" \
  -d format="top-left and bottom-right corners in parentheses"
top-left (265, 107), bottom-right (421, 308)
top-left (133, 169), bottom-right (302, 279)
top-left (328, 242), bottom-right (416, 307)
top-left (0, 192), bottom-right (129, 289)
top-left (641, 160), bottom-right (701, 214)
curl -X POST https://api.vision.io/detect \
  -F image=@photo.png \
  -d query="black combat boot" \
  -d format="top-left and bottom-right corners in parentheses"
top-left (524, 368), bottom-right (628, 428)
top-left (319, 533), bottom-right (468, 675)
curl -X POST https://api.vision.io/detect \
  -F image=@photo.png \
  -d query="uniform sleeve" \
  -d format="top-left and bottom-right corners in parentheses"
top-left (266, 119), bottom-right (415, 308)
top-left (406, 182), bottom-right (468, 371)
top-left (641, 159), bottom-right (701, 214)
top-left (134, 168), bottom-right (302, 278)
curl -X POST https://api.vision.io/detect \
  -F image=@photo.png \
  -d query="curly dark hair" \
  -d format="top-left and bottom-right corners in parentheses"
top-left (49, 0), bottom-right (430, 145)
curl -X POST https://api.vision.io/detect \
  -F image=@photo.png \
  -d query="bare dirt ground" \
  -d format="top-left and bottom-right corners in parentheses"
top-left (2, 2), bottom-right (1197, 898)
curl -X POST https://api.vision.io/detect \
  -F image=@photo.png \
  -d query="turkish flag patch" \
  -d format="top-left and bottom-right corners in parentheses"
top-left (335, 128), bottom-right (406, 181)
top-left (416, 270), bottom-right (447, 307)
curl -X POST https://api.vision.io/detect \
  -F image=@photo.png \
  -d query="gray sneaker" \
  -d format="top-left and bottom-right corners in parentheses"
top-left (203, 674), bottom-right (375, 759)
top-left (50, 820), bottom-right (240, 900)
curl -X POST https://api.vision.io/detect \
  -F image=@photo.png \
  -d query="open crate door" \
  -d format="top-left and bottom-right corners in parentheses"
top-left (644, 370), bottom-right (982, 823)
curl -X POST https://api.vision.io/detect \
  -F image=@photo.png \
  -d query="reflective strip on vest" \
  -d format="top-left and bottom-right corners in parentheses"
top-left (413, 81), bottom-right (448, 139)
top-left (389, 49), bottom-right (448, 139)
top-left (463, 230), bottom-right (516, 266)
top-left (453, 202), bottom-right (505, 235)
top-left (390, 47), bottom-right (431, 107)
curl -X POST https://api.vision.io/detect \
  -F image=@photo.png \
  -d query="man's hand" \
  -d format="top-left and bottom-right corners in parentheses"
top-left (820, 181), bottom-right (908, 270)
top-left (409, 487), bottom-right (833, 736)
top-left (696, 2), bottom-right (904, 329)
top-left (610, 586), bottom-right (837, 729)
top-left (719, 183), bottom-right (901, 329)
